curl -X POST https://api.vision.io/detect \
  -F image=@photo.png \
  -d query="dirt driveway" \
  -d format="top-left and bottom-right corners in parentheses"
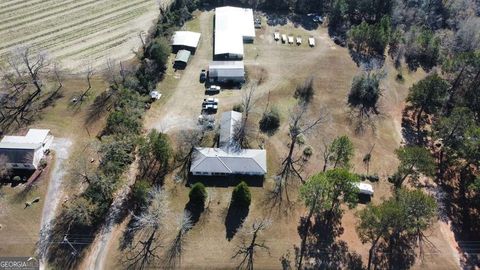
top-left (144, 10), bottom-right (214, 132)
top-left (38, 138), bottom-right (72, 269)
top-left (145, 10), bottom-right (339, 134)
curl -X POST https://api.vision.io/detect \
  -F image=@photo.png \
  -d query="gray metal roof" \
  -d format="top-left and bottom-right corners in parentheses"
top-left (175, 49), bottom-right (191, 63)
top-left (219, 111), bottom-right (242, 148)
top-left (190, 147), bottom-right (267, 175)
top-left (172, 31), bottom-right (201, 48)
top-left (209, 61), bottom-right (244, 78)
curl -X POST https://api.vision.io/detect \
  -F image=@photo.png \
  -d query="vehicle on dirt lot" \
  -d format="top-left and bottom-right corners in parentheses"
top-left (203, 97), bottom-right (219, 105)
top-left (206, 85), bottom-right (221, 94)
top-left (202, 103), bottom-right (218, 112)
top-left (200, 69), bottom-right (207, 82)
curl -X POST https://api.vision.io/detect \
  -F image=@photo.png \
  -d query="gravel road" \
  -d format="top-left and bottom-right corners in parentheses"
top-left (38, 138), bottom-right (72, 270)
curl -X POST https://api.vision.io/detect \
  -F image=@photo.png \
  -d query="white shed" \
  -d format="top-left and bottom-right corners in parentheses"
top-left (172, 31), bottom-right (201, 54)
top-left (0, 129), bottom-right (53, 170)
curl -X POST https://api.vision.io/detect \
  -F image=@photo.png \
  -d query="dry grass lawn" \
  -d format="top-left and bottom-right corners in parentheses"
top-left (107, 10), bottom-right (459, 270)
top-left (0, 77), bottom-right (108, 258)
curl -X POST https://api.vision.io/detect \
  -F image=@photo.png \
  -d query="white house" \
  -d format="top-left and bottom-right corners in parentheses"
top-left (0, 129), bottom-right (53, 170)
top-left (190, 111), bottom-right (267, 176)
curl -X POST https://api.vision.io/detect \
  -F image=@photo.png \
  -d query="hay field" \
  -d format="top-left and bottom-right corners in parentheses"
top-left (0, 0), bottom-right (160, 70)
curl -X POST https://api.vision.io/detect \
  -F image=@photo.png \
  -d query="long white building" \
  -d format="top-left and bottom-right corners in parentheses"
top-left (214, 6), bottom-right (255, 60)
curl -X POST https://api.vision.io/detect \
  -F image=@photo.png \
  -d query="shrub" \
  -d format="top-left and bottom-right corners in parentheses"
top-left (189, 182), bottom-right (207, 207)
top-left (348, 72), bottom-right (382, 115)
top-left (131, 179), bottom-right (151, 209)
top-left (12, 176), bottom-right (21, 182)
top-left (294, 77), bottom-right (315, 104)
top-left (233, 104), bottom-right (244, 112)
top-left (296, 134), bottom-right (306, 145)
top-left (303, 146), bottom-right (313, 157)
top-left (259, 108), bottom-right (280, 135)
top-left (231, 181), bottom-right (251, 208)
top-left (38, 158), bottom-right (48, 169)
top-left (148, 37), bottom-right (171, 70)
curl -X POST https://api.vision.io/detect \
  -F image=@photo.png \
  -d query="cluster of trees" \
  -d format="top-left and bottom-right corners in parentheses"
top-left (0, 47), bottom-right (63, 133)
top-left (357, 189), bottom-right (437, 269)
top-left (294, 133), bottom-right (438, 269)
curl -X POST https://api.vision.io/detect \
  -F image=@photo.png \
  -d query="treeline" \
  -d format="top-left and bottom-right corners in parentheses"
top-left (42, 0), bottom-right (201, 267)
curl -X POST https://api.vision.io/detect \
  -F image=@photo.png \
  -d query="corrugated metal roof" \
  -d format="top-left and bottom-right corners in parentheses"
top-left (0, 142), bottom-right (41, 150)
top-left (175, 49), bottom-right (191, 63)
top-left (215, 7), bottom-right (255, 39)
top-left (209, 61), bottom-right (245, 78)
top-left (214, 6), bottom-right (255, 56)
top-left (172, 31), bottom-right (201, 48)
top-left (219, 111), bottom-right (242, 148)
top-left (190, 147), bottom-right (267, 175)
top-left (215, 32), bottom-right (244, 56)
top-left (1, 129), bottom-right (51, 146)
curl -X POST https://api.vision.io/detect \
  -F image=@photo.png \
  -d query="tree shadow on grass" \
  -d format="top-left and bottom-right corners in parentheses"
top-left (184, 200), bottom-right (205, 226)
top-left (299, 214), bottom-right (365, 269)
top-left (224, 203), bottom-right (249, 241)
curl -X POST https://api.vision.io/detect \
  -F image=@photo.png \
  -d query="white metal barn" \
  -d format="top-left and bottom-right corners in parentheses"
top-left (214, 6), bottom-right (255, 60)
top-left (208, 61), bottom-right (245, 84)
top-left (172, 31), bottom-right (201, 54)
top-left (0, 129), bottom-right (53, 170)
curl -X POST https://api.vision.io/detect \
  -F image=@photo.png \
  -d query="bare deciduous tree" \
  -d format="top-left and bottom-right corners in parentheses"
top-left (126, 187), bottom-right (169, 270)
top-left (273, 103), bottom-right (329, 203)
top-left (163, 211), bottom-right (193, 269)
top-left (174, 128), bottom-right (205, 182)
top-left (233, 218), bottom-right (272, 270)
top-left (0, 46), bottom-right (62, 132)
top-left (234, 82), bottom-right (258, 149)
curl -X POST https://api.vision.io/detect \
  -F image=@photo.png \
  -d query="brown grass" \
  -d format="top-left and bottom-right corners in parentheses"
top-left (0, 75), bottom-right (109, 257)
top-left (104, 11), bottom-right (459, 270)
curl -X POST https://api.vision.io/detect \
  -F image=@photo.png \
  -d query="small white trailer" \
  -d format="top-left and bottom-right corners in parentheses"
top-left (288, 36), bottom-right (294, 44)
top-left (296, 36), bottom-right (302, 45)
top-left (281, 34), bottom-right (287, 43)
top-left (308, 37), bottom-right (315, 47)
top-left (274, 32), bottom-right (280, 41)
top-left (356, 182), bottom-right (374, 196)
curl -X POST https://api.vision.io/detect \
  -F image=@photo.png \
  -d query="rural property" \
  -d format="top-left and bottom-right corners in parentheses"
top-left (0, 0), bottom-right (479, 270)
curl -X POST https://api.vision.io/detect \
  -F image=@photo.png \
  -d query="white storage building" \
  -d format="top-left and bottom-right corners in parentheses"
top-left (0, 129), bottom-right (53, 170)
top-left (172, 31), bottom-right (201, 54)
top-left (214, 6), bottom-right (255, 60)
top-left (208, 61), bottom-right (245, 84)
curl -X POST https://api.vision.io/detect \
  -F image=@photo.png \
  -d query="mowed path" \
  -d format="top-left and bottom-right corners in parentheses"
top-left (0, 0), bottom-right (159, 70)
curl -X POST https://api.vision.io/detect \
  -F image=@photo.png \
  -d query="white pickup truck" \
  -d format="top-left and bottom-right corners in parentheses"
top-left (205, 85), bottom-right (221, 94)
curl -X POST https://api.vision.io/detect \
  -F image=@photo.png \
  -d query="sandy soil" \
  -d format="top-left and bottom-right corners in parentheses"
top-left (0, 0), bottom-right (160, 71)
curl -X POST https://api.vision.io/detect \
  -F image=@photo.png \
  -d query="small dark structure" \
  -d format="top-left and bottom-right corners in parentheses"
top-left (174, 49), bottom-right (191, 69)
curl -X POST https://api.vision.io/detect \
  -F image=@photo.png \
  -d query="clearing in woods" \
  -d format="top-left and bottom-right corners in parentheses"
top-left (0, 0), bottom-right (160, 69)
top-left (107, 10), bottom-right (460, 270)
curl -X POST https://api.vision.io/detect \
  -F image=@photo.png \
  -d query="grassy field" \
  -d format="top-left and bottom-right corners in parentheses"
top-left (0, 0), bottom-right (159, 70)
top-left (0, 76), bottom-right (108, 258)
top-left (106, 10), bottom-right (460, 270)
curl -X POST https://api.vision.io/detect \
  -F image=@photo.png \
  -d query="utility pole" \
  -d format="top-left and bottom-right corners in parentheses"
top-left (62, 234), bottom-right (78, 256)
